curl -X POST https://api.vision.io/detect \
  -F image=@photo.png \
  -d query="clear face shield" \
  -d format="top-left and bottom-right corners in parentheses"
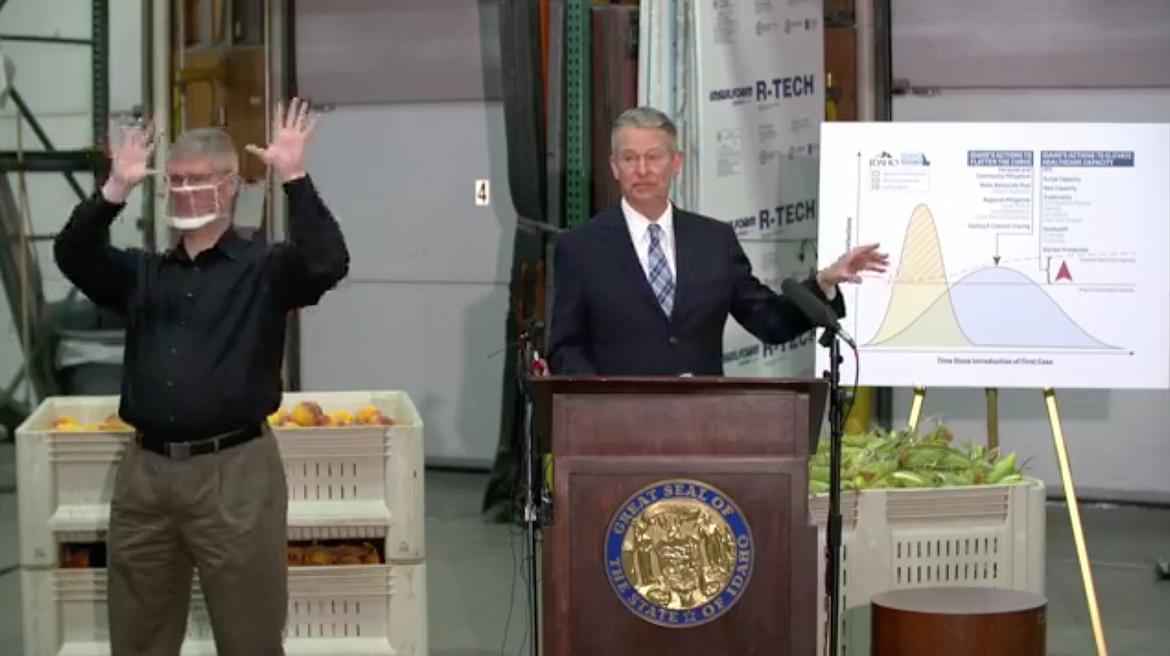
top-left (162, 171), bottom-right (237, 231)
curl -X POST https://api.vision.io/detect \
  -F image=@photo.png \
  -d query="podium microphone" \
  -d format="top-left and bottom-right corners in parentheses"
top-left (520, 317), bottom-right (545, 337)
top-left (779, 278), bottom-right (856, 349)
top-left (780, 276), bottom-right (850, 656)
top-left (513, 316), bottom-right (545, 656)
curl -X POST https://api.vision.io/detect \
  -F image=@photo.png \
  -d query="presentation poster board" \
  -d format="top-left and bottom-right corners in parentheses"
top-left (817, 122), bottom-right (1170, 390)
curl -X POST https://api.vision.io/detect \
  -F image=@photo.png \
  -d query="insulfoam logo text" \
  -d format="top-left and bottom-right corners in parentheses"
top-left (763, 331), bottom-right (815, 357)
top-left (708, 86), bottom-right (754, 104)
top-left (722, 343), bottom-right (761, 364)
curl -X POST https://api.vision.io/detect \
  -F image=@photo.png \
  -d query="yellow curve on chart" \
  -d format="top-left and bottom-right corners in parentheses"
top-left (867, 204), bottom-right (971, 347)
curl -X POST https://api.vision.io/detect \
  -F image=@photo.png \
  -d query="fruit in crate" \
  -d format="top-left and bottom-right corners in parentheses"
top-left (336, 544), bottom-right (381, 565)
top-left (51, 417), bottom-right (85, 431)
top-left (51, 413), bottom-right (134, 431)
top-left (367, 412), bottom-right (393, 425)
top-left (100, 414), bottom-right (133, 431)
top-left (808, 419), bottom-right (1028, 494)
top-left (61, 545), bottom-right (94, 568)
top-left (286, 546), bottom-right (305, 565)
top-left (52, 414), bottom-right (78, 428)
top-left (356, 404), bottom-right (394, 425)
top-left (306, 544), bottom-right (334, 565)
top-left (289, 401), bottom-right (324, 427)
top-left (286, 541), bottom-right (382, 566)
top-left (268, 401), bottom-right (396, 428)
top-left (357, 404), bottom-right (380, 423)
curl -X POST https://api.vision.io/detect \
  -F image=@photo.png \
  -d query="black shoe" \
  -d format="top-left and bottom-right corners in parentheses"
top-left (1156, 560), bottom-right (1170, 580)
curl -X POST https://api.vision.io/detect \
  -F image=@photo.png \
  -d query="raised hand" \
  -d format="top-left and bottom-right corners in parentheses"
top-left (108, 120), bottom-right (158, 187)
top-left (819, 243), bottom-right (890, 286)
top-left (246, 97), bottom-right (318, 182)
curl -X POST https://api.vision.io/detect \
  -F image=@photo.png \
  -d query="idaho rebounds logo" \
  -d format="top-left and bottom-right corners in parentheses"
top-left (604, 479), bottom-right (754, 628)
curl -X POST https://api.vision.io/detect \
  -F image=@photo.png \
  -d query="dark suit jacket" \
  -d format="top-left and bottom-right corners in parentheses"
top-left (548, 206), bottom-right (846, 376)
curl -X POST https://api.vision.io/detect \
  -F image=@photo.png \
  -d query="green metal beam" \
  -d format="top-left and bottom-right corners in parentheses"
top-left (92, 0), bottom-right (110, 175)
top-left (0, 149), bottom-right (104, 172)
top-left (0, 0), bottom-right (111, 436)
top-left (5, 89), bottom-right (88, 200)
top-left (0, 34), bottom-right (93, 46)
top-left (564, 0), bottom-right (591, 228)
top-left (0, 0), bottom-right (110, 199)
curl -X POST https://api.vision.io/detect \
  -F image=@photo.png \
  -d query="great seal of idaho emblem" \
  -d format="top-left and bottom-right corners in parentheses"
top-left (604, 479), bottom-right (754, 628)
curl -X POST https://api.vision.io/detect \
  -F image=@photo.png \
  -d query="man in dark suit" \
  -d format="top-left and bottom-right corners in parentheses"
top-left (548, 107), bottom-right (888, 376)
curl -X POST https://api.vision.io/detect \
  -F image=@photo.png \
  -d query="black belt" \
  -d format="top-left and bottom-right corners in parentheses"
top-left (135, 424), bottom-right (264, 459)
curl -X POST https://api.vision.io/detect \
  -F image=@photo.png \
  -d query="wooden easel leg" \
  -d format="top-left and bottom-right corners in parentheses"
top-left (844, 386), bottom-right (872, 435)
top-left (906, 386), bottom-right (926, 432)
top-left (985, 388), bottom-right (999, 451)
top-left (1043, 387), bottom-right (1109, 656)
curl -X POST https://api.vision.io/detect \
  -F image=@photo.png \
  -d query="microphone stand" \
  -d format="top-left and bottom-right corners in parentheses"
top-left (514, 318), bottom-right (543, 656)
top-left (818, 328), bottom-right (845, 656)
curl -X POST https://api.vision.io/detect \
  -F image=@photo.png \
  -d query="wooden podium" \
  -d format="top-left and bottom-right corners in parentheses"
top-left (533, 376), bottom-right (827, 656)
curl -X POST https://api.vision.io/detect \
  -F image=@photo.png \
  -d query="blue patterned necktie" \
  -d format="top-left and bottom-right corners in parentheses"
top-left (646, 223), bottom-right (675, 316)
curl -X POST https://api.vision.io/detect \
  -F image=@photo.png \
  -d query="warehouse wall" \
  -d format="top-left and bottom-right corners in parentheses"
top-left (296, 102), bottom-right (515, 468)
top-left (0, 0), bottom-right (146, 404)
top-left (292, 0), bottom-right (514, 468)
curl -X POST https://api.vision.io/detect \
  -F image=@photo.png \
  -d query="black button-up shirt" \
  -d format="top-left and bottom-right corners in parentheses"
top-left (53, 176), bottom-right (350, 441)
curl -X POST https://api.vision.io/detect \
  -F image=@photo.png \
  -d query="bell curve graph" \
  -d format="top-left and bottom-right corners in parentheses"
top-left (864, 204), bottom-right (1120, 352)
top-left (815, 121), bottom-right (1170, 390)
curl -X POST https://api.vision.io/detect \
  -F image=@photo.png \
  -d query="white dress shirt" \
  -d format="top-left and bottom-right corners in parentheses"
top-left (621, 197), bottom-right (676, 279)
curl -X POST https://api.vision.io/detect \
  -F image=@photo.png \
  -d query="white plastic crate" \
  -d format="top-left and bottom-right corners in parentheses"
top-left (16, 392), bottom-right (425, 568)
top-left (810, 479), bottom-right (1046, 656)
top-left (22, 563), bottom-right (427, 656)
top-left (275, 391), bottom-right (424, 562)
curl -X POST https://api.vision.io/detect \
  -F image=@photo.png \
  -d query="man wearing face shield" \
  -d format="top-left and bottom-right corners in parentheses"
top-left (53, 98), bottom-right (349, 656)
top-left (165, 143), bottom-right (239, 231)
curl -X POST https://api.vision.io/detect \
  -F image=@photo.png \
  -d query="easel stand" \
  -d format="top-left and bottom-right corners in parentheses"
top-left (906, 386), bottom-right (1109, 656)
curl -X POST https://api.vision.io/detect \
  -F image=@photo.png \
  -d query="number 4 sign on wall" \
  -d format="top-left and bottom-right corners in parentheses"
top-left (475, 179), bottom-right (491, 206)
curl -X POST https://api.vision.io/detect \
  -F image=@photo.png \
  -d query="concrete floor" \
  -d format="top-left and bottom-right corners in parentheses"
top-left (0, 451), bottom-right (1167, 655)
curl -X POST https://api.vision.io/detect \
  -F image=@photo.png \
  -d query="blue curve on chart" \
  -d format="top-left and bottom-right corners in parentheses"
top-left (948, 267), bottom-right (1115, 349)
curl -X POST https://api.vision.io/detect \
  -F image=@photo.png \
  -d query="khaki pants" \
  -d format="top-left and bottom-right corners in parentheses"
top-left (107, 430), bottom-right (289, 656)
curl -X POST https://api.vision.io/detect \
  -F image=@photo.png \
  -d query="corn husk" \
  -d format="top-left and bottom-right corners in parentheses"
top-left (809, 417), bottom-right (1029, 493)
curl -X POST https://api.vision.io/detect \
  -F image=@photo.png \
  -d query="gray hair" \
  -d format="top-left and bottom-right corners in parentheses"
top-left (168, 127), bottom-right (240, 174)
top-left (610, 106), bottom-right (678, 152)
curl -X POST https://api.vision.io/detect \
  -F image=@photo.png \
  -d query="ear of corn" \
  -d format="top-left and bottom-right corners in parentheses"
top-left (809, 417), bottom-right (1028, 494)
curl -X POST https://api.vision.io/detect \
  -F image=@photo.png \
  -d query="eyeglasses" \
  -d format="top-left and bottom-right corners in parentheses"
top-left (164, 172), bottom-right (236, 187)
top-left (615, 150), bottom-right (672, 170)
